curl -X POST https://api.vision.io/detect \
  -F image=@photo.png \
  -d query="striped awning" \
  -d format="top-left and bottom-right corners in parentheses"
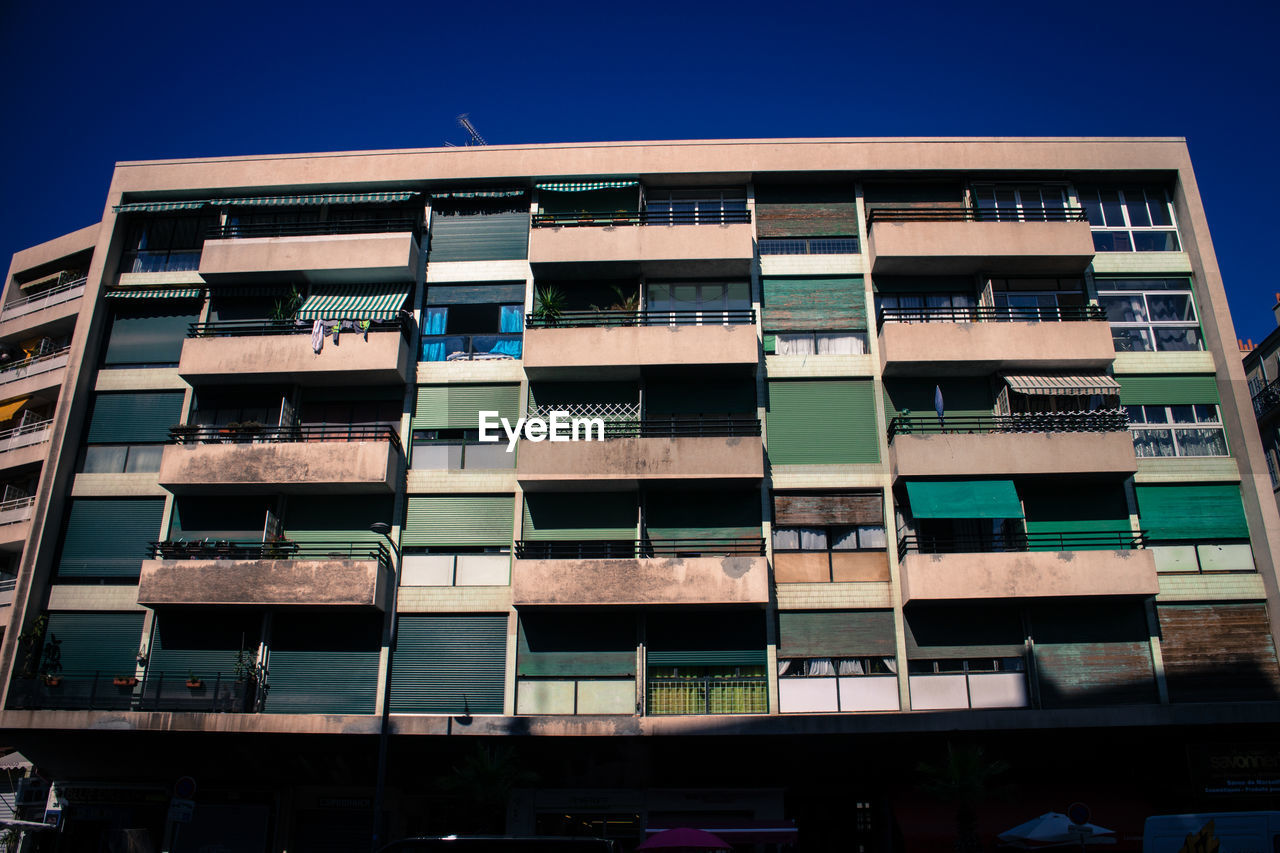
top-left (430, 189), bottom-right (526, 199)
top-left (1003, 374), bottom-right (1122, 396)
top-left (113, 200), bottom-right (208, 213)
top-left (535, 180), bottom-right (638, 191)
top-left (215, 191), bottom-right (418, 207)
top-left (104, 288), bottom-right (205, 300)
top-left (296, 283), bottom-right (409, 320)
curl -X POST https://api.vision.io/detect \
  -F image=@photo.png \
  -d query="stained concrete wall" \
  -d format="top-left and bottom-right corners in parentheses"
top-left (890, 431), bottom-right (1137, 479)
top-left (867, 220), bottom-right (1096, 274)
top-left (178, 330), bottom-right (409, 386)
top-left (159, 440), bottom-right (400, 493)
top-left (516, 436), bottom-right (763, 487)
top-left (512, 555), bottom-right (768, 605)
top-left (527, 222), bottom-right (753, 268)
top-left (138, 558), bottom-right (385, 608)
top-left (879, 320), bottom-right (1116, 376)
top-left (523, 324), bottom-right (757, 375)
top-left (899, 548), bottom-right (1159, 602)
top-left (198, 232), bottom-right (418, 283)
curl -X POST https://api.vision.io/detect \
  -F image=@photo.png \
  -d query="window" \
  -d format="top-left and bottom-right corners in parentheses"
top-left (759, 237), bottom-right (859, 255)
top-left (1095, 278), bottom-right (1203, 352)
top-left (645, 665), bottom-right (767, 715)
top-left (1077, 186), bottom-right (1180, 251)
top-left (907, 657), bottom-right (1025, 675)
top-left (773, 331), bottom-right (868, 355)
top-left (121, 215), bottom-right (218, 273)
top-left (972, 185), bottom-right (1068, 221)
top-left (80, 444), bottom-right (164, 473)
top-left (421, 303), bottom-right (523, 361)
top-left (646, 281), bottom-right (750, 323)
top-left (644, 188), bottom-right (746, 224)
top-left (875, 292), bottom-right (975, 322)
top-left (411, 428), bottom-right (514, 470)
top-left (777, 657), bottom-right (896, 677)
top-left (1267, 451), bottom-right (1278, 490)
top-left (1125, 404), bottom-right (1228, 458)
top-left (773, 525), bottom-right (887, 553)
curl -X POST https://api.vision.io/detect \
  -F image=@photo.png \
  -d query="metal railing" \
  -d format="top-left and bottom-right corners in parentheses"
top-left (887, 410), bottom-right (1129, 440)
top-left (0, 578), bottom-right (16, 593)
top-left (148, 539), bottom-right (393, 568)
top-left (515, 537), bottom-right (766, 559)
top-left (877, 304), bottom-right (1106, 328)
top-left (187, 315), bottom-right (411, 338)
top-left (138, 672), bottom-right (254, 713)
top-left (0, 347), bottom-right (70, 383)
top-left (421, 333), bottom-right (522, 361)
top-left (207, 217), bottom-right (420, 240)
top-left (7, 672), bottom-right (142, 711)
top-left (0, 418), bottom-right (53, 451)
top-left (168, 423), bottom-right (401, 448)
top-left (758, 237), bottom-right (859, 255)
top-left (867, 206), bottom-right (1088, 224)
top-left (2, 275), bottom-right (87, 316)
top-left (589, 417), bottom-right (762, 439)
top-left (898, 530), bottom-right (1148, 559)
top-left (526, 308), bottom-right (755, 328)
top-left (646, 676), bottom-right (768, 715)
top-left (0, 496), bottom-right (35, 523)
top-left (1252, 376), bottom-right (1280, 420)
top-left (532, 209), bottom-right (751, 227)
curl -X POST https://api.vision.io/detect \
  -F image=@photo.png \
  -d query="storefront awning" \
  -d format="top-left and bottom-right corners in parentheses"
top-left (296, 283), bottom-right (410, 321)
top-left (104, 288), bottom-right (205, 300)
top-left (905, 480), bottom-right (1024, 519)
top-left (1003, 374), bottom-right (1121, 396)
top-left (535, 180), bottom-right (638, 191)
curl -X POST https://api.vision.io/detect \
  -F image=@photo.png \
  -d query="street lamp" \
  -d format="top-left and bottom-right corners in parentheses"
top-left (370, 521), bottom-right (401, 853)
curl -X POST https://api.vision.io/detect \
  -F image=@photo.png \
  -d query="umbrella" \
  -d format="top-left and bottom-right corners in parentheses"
top-left (638, 828), bottom-right (732, 851)
top-left (998, 812), bottom-right (1117, 848)
top-left (934, 384), bottom-right (945, 427)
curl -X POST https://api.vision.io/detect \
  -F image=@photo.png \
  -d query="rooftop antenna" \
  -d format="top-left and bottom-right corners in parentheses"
top-left (457, 113), bottom-right (488, 146)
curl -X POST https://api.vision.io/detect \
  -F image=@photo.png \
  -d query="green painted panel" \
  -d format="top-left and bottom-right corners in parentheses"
top-left (646, 612), bottom-right (765, 666)
top-left (645, 489), bottom-right (760, 540)
top-left (904, 604), bottom-right (1024, 658)
top-left (1134, 484), bottom-right (1249, 541)
top-left (428, 210), bottom-right (528, 262)
top-left (778, 610), bottom-right (896, 657)
top-left (44, 612), bottom-right (146, 676)
top-left (766, 380), bottom-right (879, 465)
top-left (403, 495), bottom-right (514, 547)
top-left (150, 612), bottom-right (262, 682)
top-left (1028, 601), bottom-right (1156, 707)
top-left (645, 380), bottom-right (755, 416)
top-left (522, 493), bottom-right (636, 541)
top-left (103, 303), bottom-right (201, 366)
top-left (517, 613), bottom-right (636, 677)
top-left (905, 480), bottom-right (1023, 519)
top-left (413, 384), bottom-right (520, 430)
top-left (1117, 374), bottom-right (1220, 406)
top-left (86, 391), bottom-right (185, 444)
top-left (762, 277), bottom-right (866, 331)
top-left (1021, 482), bottom-right (1131, 549)
top-left (883, 379), bottom-right (993, 420)
top-left (57, 498), bottom-right (165, 579)
top-left (283, 496), bottom-right (393, 546)
top-left (763, 334), bottom-right (776, 354)
top-left (390, 614), bottom-right (507, 713)
top-left (265, 614), bottom-right (381, 715)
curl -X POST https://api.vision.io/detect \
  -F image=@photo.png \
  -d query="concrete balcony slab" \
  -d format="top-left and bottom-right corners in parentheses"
top-left (198, 232), bottom-right (418, 284)
top-left (890, 431), bottom-right (1136, 479)
top-left (879, 320), bottom-right (1116, 376)
top-left (178, 330), bottom-right (410, 385)
top-left (523, 324), bottom-right (758, 379)
top-left (868, 220), bottom-right (1095, 275)
top-left (159, 439), bottom-right (402, 494)
top-left (529, 223), bottom-right (753, 277)
top-left (900, 548), bottom-right (1158, 602)
top-left (138, 558), bottom-right (386, 608)
top-left (516, 435), bottom-right (764, 490)
top-left (513, 555), bottom-right (768, 605)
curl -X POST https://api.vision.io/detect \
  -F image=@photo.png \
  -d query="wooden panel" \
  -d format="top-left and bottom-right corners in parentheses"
top-left (755, 184), bottom-right (857, 238)
top-left (1157, 603), bottom-right (1280, 702)
top-left (1029, 602), bottom-right (1157, 708)
top-left (831, 551), bottom-right (890, 582)
top-left (767, 380), bottom-right (879, 465)
top-left (774, 553), bottom-right (830, 583)
top-left (775, 491), bottom-right (883, 526)
top-left (426, 282), bottom-right (525, 306)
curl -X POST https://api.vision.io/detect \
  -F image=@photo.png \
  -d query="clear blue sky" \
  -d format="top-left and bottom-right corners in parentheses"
top-left (1, 0), bottom-right (1276, 341)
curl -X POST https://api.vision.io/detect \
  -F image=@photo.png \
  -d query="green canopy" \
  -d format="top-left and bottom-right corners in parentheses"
top-left (535, 180), bottom-right (638, 191)
top-left (296, 283), bottom-right (409, 320)
top-left (104, 288), bottom-right (205, 299)
top-left (905, 480), bottom-right (1024, 519)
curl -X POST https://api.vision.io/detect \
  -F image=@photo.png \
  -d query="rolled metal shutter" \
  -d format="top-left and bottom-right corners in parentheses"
top-left (390, 614), bottom-right (507, 713)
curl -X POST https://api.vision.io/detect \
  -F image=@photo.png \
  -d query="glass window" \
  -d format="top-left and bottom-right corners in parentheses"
top-left (80, 444), bottom-right (163, 474)
top-left (411, 429), bottom-right (515, 470)
top-left (121, 214), bottom-right (218, 272)
top-left (973, 185), bottom-right (1068, 221)
top-left (773, 524), bottom-right (886, 552)
top-left (1094, 279), bottom-right (1203, 352)
top-left (645, 188), bottom-right (747, 224)
top-left (1077, 186), bottom-right (1180, 252)
top-left (1127, 404), bottom-right (1227, 457)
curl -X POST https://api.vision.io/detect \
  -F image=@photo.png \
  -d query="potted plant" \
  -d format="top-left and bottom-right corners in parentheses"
top-left (113, 675), bottom-right (138, 687)
top-left (186, 672), bottom-right (204, 689)
top-left (237, 420), bottom-right (263, 443)
top-left (170, 423), bottom-right (198, 443)
top-left (38, 630), bottom-right (61, 686)
top-left (533, 285), bottom-right (566, 326)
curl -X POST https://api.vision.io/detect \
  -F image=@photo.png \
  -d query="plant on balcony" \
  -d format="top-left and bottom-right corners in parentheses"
top-left (532, 285), bottom-right (566, 323)
top-left (38, 632), bottom-right (61, 686)
top-left (170, 423), bottom-right (198, 443)
top-left (186, 672), bottom-right (203, 688)
top-left (588, 284), bottom-right (639, 317)
top-left (269, 285), bottom-right (303, 322)
top-left (263, 536), bottom-right (296, 559)
top-left (15, 615), bottom-right (47, 679)
top-left (112, 675), bottom-right (138, 687)
top-left (234, 644), bottom-right (269, 711)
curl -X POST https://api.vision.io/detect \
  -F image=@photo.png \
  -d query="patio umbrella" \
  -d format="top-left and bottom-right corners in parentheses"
top-left (934, 384), bottom-right (945, 428)
top-left (998, 812), bottom-right (1117, 848)
top-left (638, 827), bottom-right (732, 851)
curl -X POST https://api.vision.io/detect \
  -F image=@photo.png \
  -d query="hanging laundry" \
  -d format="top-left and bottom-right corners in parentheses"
top-left (311, 320), bottom-right (324, 353)
top-left (357, 320), bottom-right (372, 341)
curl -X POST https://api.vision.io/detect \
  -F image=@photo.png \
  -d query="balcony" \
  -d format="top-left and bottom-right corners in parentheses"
top-left (6, 671), bottom-right (254, 713)
top-left (877, 305), bottom-right (1116, 376)
top-left (887, 412), bottom-right (1137, 479)
top-left (159, 424), bottom-right (402, 494)
top-left (897, 531), bottom-right (1158, 602)
top-left (529, 211), bottom-right (754, 276)
top-left (138, 540), bottom-right (390, 608)
top-left (513, 538), bottom-right (768, 605)
top-left (421, 333), bottom-right (523, 363)
top-left (646, 673), bottom-right (768, 715)
top-left (0, 274), bottom-right (86, 327)
top-left (515, 417), bottom-right (764, 489)
top-left (0, 348), bottom-right (70, 399)
top-left (1253, 376), bottom-right (1280, 423)
top-left (198, 219), bottom-right (419, 284)
top-left (523, 310), bottom-right (758, 378)
top-left (0, 419), bottom-right (53, 471)
top-left (0, 496), bottom-right (34, 550)
top-left (866, 207), bottom-right (1095, 275)
top-left (179, 318), bottom-right (412, 385)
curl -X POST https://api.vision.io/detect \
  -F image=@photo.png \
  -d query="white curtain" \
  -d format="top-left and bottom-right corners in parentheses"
top-left (857, 525), bottom-right (887, 549)
top-left (816, 334), bottom-right (868, 355)
top-left (806, 658), bottom-right (835, 676)
top-left (838, 658), bottom-right (864, 676)
top-left (772, 528), bottom-right (800, 550)
top-left (775, 334), bottom-right (816, 355)
top-left (882, 657), bottom-right (898, 674)
top-left (798, 528), bottom-right (827, 550)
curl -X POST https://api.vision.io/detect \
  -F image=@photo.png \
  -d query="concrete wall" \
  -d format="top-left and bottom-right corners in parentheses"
top-left (899, 548), bottom-right (1159, 602)
top-left (516, 436), bottom-right (763, 487)
top-left (879, 320), bottom-right (1116, 377)
top-left (138, 558), bottom-right (385, 608)
top-left (523, 324), bottom-right (758, 376)
top-left (178, 330), bottom-right (409, 386)
top-left (198, 232), bottom-right (418, 283)
top-left (527, 222), bottom-right (754, 269)
top-left (0, 430), bottom-right (52, 472)
top-left (512, 555), bottom-right (768, 605)
top-left (159, 440), bottom-right (401, 493)
top-left (890, 431), bottom-right (1137, 479)
top-left (867, 220), bottom-right (1096, 274)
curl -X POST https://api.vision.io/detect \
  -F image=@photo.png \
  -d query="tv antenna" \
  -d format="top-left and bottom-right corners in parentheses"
top-left (457, 114), bottom-right (487, 146)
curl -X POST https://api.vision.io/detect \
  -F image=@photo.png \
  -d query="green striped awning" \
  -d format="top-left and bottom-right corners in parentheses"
top-left (430, 189), bottom-right (527, 199)
top-left (535, 180), bottom-right (638, 191)
top-left (216, 191), bottom-right (418, 207)
top-left (1003, 374), bottom-right (1121, 396)
top-left (113, 200), bottom-right (208, 213)
top-left (105, 287), bottom-right (205, 299)
top-left (296, 283), bottom-right (410, 320)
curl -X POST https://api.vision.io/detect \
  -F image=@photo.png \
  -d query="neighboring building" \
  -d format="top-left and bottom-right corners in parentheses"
top-left (0, 138), bottom-right (1278, 851)
top-left (1243, 298), bottom-right (1280, 515)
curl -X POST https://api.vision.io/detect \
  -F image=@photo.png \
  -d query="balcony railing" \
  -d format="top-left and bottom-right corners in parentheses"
top-left (168, 423), bottom-right (401, 449)
top-left (421, 333), bottom-right (522, 361)
top-left (877, 304), bottom-right (1106, 328)
top-left (887, 410), bottom-right (1129, 440)
top-left (526, 308), bottom-right (756, 328)
top-left (867, 206), bottom-right (1088, 225)
top-left (7, 671), bottom-right (255, 713)
top-left (532, 209), bottom-right (751, 228)
top-left (0, 496), bottom-right (35, 523)
top-left (1253, 376), bottom-right (1280, 420)
top-left (646, 676), bottom-right (768, 715)
top-left (0, 347), bottom-right (70, 384)
top-left (897, 530), bottom-right (1148, 559)
top-left (516, 537), bottom-right (766, 559)
top-left (2, 275), bottom-right (87, 317)
top-left (0, 418), bottom-right (53, 452)
top-left (206, 217), bottom-right (420, 240)
top-left (148, 538), bottom-right (393, 568)
top-left (138, 671), bottom-right (254, 713)
top-left (187, 316), bottom-right (411, 338)
top-left (7, 672), bottom-right (141, 711)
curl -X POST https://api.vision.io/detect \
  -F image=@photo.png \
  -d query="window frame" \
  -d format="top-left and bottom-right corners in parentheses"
top-left (1124, 403), bottom-right (1229, 458)
top-left (777, 656), bottom-right (897, 678)
top-left (1077, 186), bottom-right (1181, 252)
top-left (410, 428), bottom-right (515, 470)
top-left (1095, 278), bottom-right (1204, 353)
top-left (971, 184), bottom-right (1068, 221)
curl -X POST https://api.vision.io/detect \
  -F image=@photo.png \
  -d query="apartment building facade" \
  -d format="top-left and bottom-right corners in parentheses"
top-left (0, 138), bottom-right (1278, 851)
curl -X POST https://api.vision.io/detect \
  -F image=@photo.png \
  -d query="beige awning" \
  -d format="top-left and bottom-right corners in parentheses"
top-left (1003, 374), bottom-right (1122, 396)
top-left (19, 271), bottom-right (60, 291)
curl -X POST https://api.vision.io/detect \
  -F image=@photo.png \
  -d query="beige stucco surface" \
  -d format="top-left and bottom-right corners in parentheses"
top-left (879, 320), bottom-right (1116, 376)
top-left (198, 232), bottom-right (418, 283)
top-left (138, 558), bottom-right (386, 608)
top-left (5, 222), bottom-right (98, 280)
top-left (900, 548), bottom-right (1159, 602)
top-left (0, 286), bottom-right (85, 333)
top-left (890, 431), bottom-right (1137, 478)
top-left (523, 324), bottom-right (757, 376)
top-left (0, 354), bottom-right (68, 401)
top-left (528, 222), bottom-right (753, 272)
top-left (516, 435), bottom-right (763, 487)
top-left (159, 439), bottom-right (401, 493)
top-left (512, 555), bottom-right (768, 605)
top-left (178, 330), bottom-right (409, 385)
top-left (868, 219), bottom-right (1095, 274)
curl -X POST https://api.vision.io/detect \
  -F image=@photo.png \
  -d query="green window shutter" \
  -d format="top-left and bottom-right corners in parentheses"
top-left (86, 391), bottom-right (185, 444)
top-left (1028, 601), bottom-right (1156, 707)
top-left (428, 210), bottom-right (529, 262)
top-left (283, 496), bottom-right (394, 546)
top-left (149, 613), bottom-right (262, 681)
top-left (905, 604), bottom-right (1025, 659)
top-left (1020, 482), bottom-right (1131, 544)
top-left (763, 334), bottom-right (776, 354)
top-left (1134, 484), bottom-right (1249, 540)
top-left (403, 495), bottom-right (514, 547)
top-left (904, 480), bottom-right (1024, 519)
top-left (1117, 375), bottom-right (1220, 406)
top-left (767, 379), bottom-right (879, 465)
top-left (778, 610), bottom-right (896, 657)
top-left (646, 612), bottom-right (766, 667)
top-left (645, 489), bottom-right (760, 540)
top-left (265, 614), bottom-right (381, 715)
top-left (762, 277), bottom-right (866, 331)
top-left (104, 303), bottom-right (201, 365)
top-left (517, 613), bottom-right (636, 677)
top-left (754, 185), bottom-right (858, 237)
top-left (390, 614), bottom-right (507, 713)
top-left (522, 493), bottom-right (637, 541)
top-left (412, 384), bottom-right (520, 430)
top-left (57, 498), bottom-right (165, 579)
top-left (426, 282), bottom-right (525, 306)
top-left (44, 612), bottom-right (146, 676)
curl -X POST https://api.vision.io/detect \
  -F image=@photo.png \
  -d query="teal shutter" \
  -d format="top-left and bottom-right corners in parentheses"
top-left (1134, 484), bottom-right (1249, 540)
top-left (762, 277), bottom-right (866, 331)
top-left (265, 614), bottom-right (381, 715)
top-left (426, 283), bottom-right (526, 306)
top-left (1117, 375), bottom-right (1220, 406)
top-left (45, 612), bottom-right (145, 676)
top-left (754, 185), bottom-right (858, 237)
top-left (904, 604), bottom-right (1025, 659)
top-left (149, 612), bottom-right (262, 682)
top-left (57, 498), bottom-right (165, 579)
top-left (766, 380), bottom-right (879, 464)
top-left (390, 614), bottom-right (507, 713)
top-left (645, 489), bottom-right (760, 540)
top-left (904, 480), bottom-right (1024, 519)
top-left (104, 303), bottom-right (201, 365)
top-left (283, 496), bottom-right (394, 547)
top-left (517, 613), bottom-right (636, 677)
top-left (1029, 601), bottom-right (1157, 707)
top-left (428, 210), bottom-right (529, 262)
top-left (86, 391), bottom-right (185, 444)
top-left (403, 495), bottom-right (514, 547)
top-left (412, 385), bottom-right (520, 430)
top-left (778, 610), bottom-right (896, 657)
top-left (646, 612), bottom-right (766, 667)
top-left (522, 493), bottom-right (637, 541)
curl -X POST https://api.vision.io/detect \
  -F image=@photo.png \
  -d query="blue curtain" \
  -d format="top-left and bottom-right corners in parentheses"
top-left (499, 305), bottom-right (523, 333)
top-left (421, 307), bottom-right (448, 362)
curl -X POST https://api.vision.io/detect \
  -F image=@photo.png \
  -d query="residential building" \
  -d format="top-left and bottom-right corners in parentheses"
top-left (1243, 298), bottom-right (1280, 517)
top-left (1, 138), bottom-right (1278, 851)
